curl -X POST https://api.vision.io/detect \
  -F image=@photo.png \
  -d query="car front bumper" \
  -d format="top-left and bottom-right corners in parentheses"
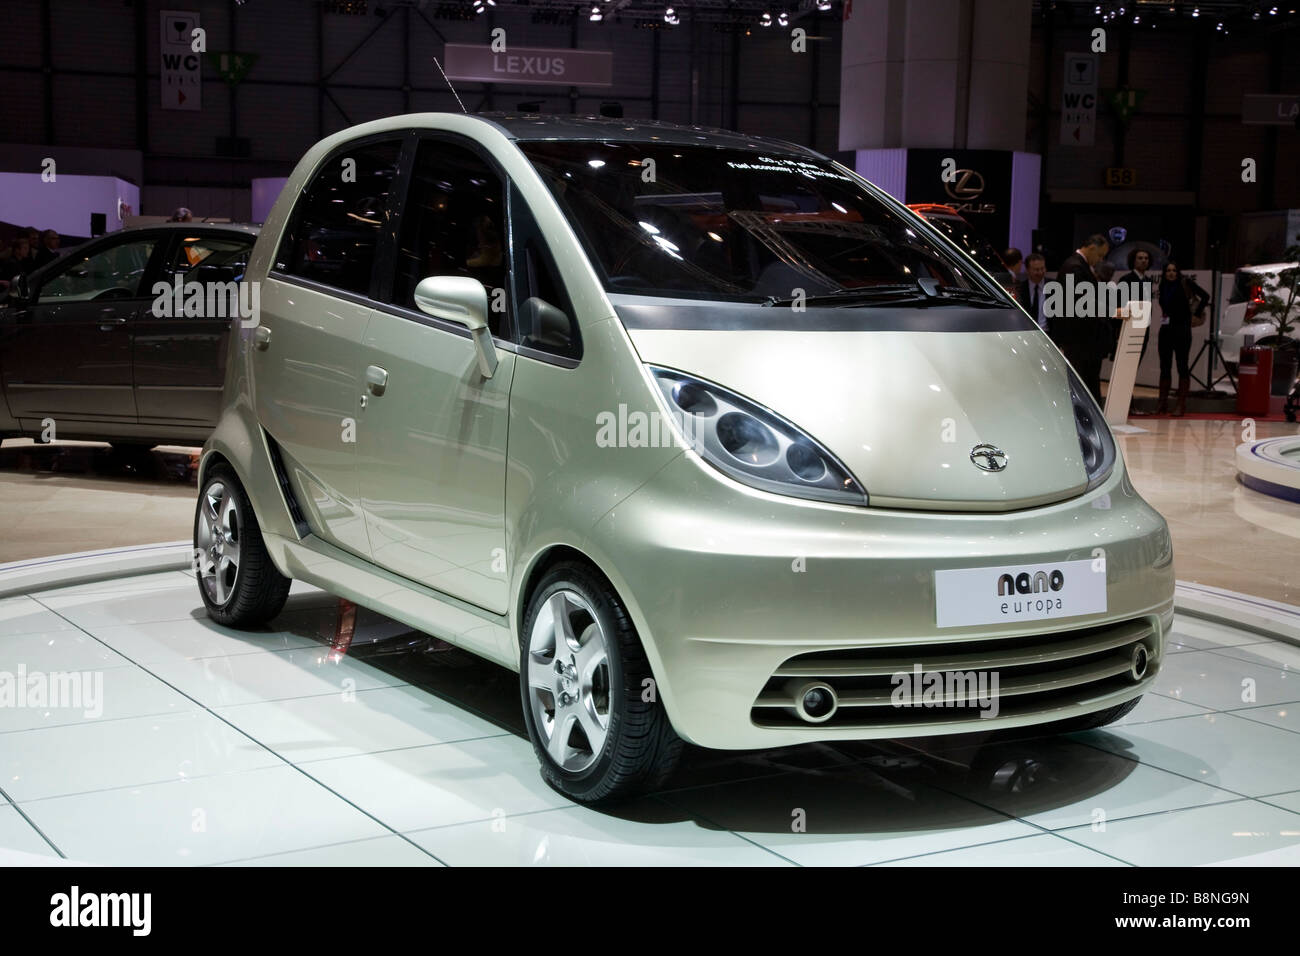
top-left (585, 453), bottom-right (1175, 750)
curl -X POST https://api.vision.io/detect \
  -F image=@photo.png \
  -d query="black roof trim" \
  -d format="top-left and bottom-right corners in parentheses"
top-left (474, 112), bottom-right (821, 159)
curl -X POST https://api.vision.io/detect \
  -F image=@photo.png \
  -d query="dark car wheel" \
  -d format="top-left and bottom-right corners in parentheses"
top-left (194, 464), bottom-right (291, 627)
top-left (519, 562), bottom-right (683, 805)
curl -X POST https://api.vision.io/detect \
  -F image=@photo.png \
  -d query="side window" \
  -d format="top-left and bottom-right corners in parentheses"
top-left (164, 235), bottom-right (253, 288)
top-left (37, 238), bottom-right (157, 302)
top-left (390, 139), bottom-right (507, 335)
top-left (277, 139), bottom-right (401, 296)
top-left (510, 185), bottom-right (581, 360)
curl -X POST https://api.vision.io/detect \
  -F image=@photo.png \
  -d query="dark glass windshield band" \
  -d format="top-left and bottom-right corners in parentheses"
top-left (519, 141), bottom-right (1008, 304)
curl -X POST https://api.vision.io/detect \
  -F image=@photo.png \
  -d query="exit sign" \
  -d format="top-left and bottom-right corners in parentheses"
top-left (1104, 167), bottom-right (1138, 188)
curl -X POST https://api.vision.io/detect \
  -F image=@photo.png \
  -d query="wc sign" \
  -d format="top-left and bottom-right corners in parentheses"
top-left (160, 9), bottom-right (202, 111)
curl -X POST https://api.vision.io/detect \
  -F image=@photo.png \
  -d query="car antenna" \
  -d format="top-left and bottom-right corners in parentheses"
top-left (432, 54), bottom-right (467, 114)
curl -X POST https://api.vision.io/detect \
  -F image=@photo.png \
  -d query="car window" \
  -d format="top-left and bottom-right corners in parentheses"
top-left (37, 237), bottom-right (157, 302)
top-left (919, 214), bottom-right (1015, 288)
top-left (277, 139), bottom-right (402, 296)
top-left (519, 141), bottom-right (1004, 304)
top-left (164, 235), bottom-right (253, 287)
top-left (509, 184), bottom-right (580, 359)
top-left (389, 138), bottom-right (507, 335)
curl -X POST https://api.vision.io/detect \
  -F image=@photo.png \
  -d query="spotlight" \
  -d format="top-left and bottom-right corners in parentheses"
top-left (760, 11), bottom-right (772, 25)
top-left (778, 11), bottom-right (789, 25)
top-left (1191, 6), bottom-right (1199, 16)
top-left (816, 0), bottom-right (832, 9)
top-left (589, 4), bottom-right (601, 20)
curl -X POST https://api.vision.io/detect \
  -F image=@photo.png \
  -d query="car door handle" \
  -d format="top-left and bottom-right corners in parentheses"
top-left (366, 365), bottom-right (389, 396)
top-left (98, 313), bottom-right (126, 330)
top-left (253, 326), bottom-right (272, 351)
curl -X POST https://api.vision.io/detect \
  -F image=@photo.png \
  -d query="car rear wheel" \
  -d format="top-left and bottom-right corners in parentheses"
top-left (194, 464), bottom-right (290, 627)
top-left (519, 562), bottom-right (683, 805)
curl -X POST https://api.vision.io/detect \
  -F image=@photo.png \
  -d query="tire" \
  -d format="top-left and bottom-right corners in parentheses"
top-left (194, 464), bottom-right (291, 627)
top-left (519, 562), bottom-right (683, 805)
top-left (1043, 696), bottom-right (1142, 734)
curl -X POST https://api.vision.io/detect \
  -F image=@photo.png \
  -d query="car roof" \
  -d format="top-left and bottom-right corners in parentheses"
top-left (907, 203), bottom-right (964, 219)
top-left (113, 222), bottom-right (260, 238)
top-left (474, 112), bottom-right (820, 159)
top-left (1236, 262), bottom-right (1298, 274)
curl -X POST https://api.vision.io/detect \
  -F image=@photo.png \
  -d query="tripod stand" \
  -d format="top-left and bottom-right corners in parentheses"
top-left (1191, 240), bottom-right (1237, 397)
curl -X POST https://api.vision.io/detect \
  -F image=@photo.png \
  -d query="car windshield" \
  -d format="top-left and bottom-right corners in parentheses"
top-left (518, 141), bottom-right (1008, 304)
top-left (918, 214), bottom-right (1014, 287)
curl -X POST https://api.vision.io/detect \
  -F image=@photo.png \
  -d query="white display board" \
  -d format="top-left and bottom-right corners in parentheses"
top-left (1104, 301), bottom-right (1150, 425)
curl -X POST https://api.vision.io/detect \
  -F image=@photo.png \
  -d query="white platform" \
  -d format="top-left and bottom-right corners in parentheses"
top-left (1, 548), bottom-right (1299, 866)
top-left (1237, 436), bottom-right (1300, 505)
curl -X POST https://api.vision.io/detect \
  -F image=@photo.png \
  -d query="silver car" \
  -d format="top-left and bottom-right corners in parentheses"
top-left (193, 113), bottom-right (1176, 804)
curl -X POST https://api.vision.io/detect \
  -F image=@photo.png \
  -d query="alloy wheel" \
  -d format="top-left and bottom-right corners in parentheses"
top-left (526, 589), bottom-right (611, 773)
top-left (196, 480), bottom-right (242, 606)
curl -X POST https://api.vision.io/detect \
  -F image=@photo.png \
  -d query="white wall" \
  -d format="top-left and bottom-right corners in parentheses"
top-left (0, 173), bottom-right (139, 237)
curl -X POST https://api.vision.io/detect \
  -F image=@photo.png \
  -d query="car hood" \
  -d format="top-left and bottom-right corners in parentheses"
top-left (617, 301), bottom-right (1091, 511)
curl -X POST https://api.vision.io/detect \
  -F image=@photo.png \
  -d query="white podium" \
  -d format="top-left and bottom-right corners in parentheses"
top-left (1104, 301), bottom-right (1150, 426)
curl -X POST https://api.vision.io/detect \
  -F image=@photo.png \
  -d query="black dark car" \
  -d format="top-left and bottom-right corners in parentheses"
top-left (0, 223), bottom-right (258, 448)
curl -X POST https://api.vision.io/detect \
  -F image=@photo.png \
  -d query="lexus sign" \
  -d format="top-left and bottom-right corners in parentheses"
top-left (442, 44), bottom-right (613, 88)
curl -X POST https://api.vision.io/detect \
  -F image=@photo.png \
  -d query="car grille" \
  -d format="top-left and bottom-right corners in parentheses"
top-left (751, 617), bottom-right (1158, 730)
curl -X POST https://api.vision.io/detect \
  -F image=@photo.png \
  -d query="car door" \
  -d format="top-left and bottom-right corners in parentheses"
top-left (255, 136), bottom-right (404, 559)
top-left (0, 232), bottom-right (163, 435)
top-left (354, 135), bottom-right (517, 614)
top-left (133, 230), bottom-right (256, 435)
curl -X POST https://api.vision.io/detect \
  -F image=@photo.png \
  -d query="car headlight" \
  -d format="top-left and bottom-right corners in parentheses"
top-left (1068, 367), bottom-right (1117, 491)
top-left (649, 366), bottom-right (867, 505)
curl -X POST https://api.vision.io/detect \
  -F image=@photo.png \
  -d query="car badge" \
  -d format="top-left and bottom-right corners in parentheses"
top-left (970, 443), bottom-right (1008, 472)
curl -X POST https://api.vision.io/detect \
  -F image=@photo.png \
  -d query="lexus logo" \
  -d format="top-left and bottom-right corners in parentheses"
top-left (970, 443), bottom-right (1008, 472)
top-left (944, 168), bottom-right (985, 202)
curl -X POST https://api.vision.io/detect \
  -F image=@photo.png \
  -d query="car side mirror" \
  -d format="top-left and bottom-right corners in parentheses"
top-left (413, 275), bottom-right (498, 379)
top-left (10, 273), bottom-right (30, 303)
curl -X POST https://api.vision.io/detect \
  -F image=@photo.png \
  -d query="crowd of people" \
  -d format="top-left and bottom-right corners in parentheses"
top-left (1000, 238), bottom-right (1207, 417)
top-left (0, 226), bottom-right (62, 291)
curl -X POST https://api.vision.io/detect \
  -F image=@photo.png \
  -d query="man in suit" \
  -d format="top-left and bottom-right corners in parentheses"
top-left (1050, 234), bottom-right (1110, 404)
top-left (1016, 253), bottom-right (1049, 332)
top-left (1117, 248), bottom-right (1156, 363)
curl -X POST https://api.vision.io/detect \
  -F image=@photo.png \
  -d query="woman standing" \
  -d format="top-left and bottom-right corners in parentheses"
top-left (1154, 260), bottom-right (1208, 416)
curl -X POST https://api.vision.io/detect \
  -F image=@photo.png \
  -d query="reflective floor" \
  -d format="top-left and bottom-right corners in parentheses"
top-left (1, 569), bottom-right (1297, 866)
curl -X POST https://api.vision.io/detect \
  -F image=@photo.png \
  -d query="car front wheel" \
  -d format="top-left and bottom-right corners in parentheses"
top-left (519, 562), bottom-right (683, 805)
top-left (194, 464), bottom-right (291, 627)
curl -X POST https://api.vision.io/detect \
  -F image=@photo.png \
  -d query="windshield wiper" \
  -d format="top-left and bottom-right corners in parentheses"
top-left (915, 279), bottom-right (1008, 307)
top-left (761, 284), bottom-right (925, 308)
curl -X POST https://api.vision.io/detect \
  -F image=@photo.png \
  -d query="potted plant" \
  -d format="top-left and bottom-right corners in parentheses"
top-left (1253, 238), bottom-right (1300, 396)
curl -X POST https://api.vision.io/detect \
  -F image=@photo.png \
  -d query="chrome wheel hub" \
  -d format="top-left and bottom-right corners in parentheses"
top-left (195, 481), bottom-right (242, 606)
top-left (526, 590), bottom-right (611, 773)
